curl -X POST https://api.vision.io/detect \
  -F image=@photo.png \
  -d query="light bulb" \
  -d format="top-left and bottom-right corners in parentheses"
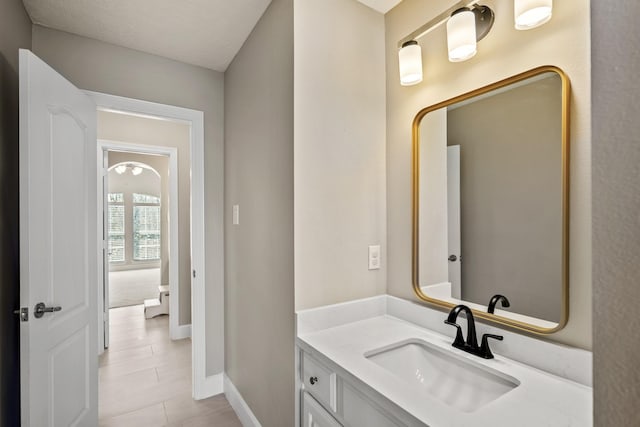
top-left (131, 167), bottom-right (143, 176)
top-left (514, 0), bottom-right (552, 30)
top-left (447, 9), bottom-right (477, 62)
top-left (115, 165), bottom-right (127, 174)
top-left (398, 40), bottom-right (423, 86)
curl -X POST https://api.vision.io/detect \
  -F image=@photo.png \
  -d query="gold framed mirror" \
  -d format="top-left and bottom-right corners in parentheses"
top-left (412, 65), bottom-right (570, 334)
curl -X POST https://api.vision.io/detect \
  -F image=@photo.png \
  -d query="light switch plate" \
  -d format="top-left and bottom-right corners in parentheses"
top-left (232, 205), bottom-right (240, 225)
top-left (368, 245), bottom-right (380, 270)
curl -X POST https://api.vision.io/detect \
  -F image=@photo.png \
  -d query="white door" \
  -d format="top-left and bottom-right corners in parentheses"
top-left (19, 49), bottom-right (98, 426)
top-left (447, 145), bottom-right (462, 299)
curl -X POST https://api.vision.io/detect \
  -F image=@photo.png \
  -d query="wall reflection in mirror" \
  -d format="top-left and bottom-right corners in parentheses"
top-left (413, 66), bottom-right (570, 333)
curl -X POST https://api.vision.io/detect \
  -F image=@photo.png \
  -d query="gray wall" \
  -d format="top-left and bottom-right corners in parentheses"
top-left (592, 1), bottom-right (640, 425)
top-left (32, 26), bottom-right (226, 376)
top-left (385, 0), bottom-right (592, 349)
top-left (0, 0), bottom-right (31, 425)
top-left (224, 0), bottom-right (294, 426)
top-left (293, 0), bottom-right (386, 310)
top-left (447, 77), bottom-right (562, 322)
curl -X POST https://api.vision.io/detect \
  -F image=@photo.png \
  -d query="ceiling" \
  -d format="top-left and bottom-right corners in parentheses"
top-left (22, 0), bottom-right (272, 72)
top-left (357, 0), bottom-right (403, 14)
top-left (22, 0), bottom-right (402, 71)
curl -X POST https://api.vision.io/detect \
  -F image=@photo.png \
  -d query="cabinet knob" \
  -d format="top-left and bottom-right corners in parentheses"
top-left (309, 376), bottom-right (318, 385)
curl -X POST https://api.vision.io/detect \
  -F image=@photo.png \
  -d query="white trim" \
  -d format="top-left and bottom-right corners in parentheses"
top-left (194, 373), bottom-right (224, 399)
top-left (224, 374), bottom-right (262, 427)
top-left (173, 323), bottom-right (192, 340)
top-left (87, 91), bottom-right (209, 400)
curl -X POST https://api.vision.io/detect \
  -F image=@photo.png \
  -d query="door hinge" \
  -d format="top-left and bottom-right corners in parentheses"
top-left (193, 269), bottom-right (196, 278)
top-left (13, 307), bottom-right (28, 322)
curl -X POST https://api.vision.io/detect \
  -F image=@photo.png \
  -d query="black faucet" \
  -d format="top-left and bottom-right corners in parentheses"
top-left (444, 304), bottom-right (503, 359)
top-left (487, 294), bottom-right (510, 314)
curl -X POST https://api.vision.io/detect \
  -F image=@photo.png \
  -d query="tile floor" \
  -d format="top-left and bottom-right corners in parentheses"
top-left (99, 305), bottom-right (241, 426)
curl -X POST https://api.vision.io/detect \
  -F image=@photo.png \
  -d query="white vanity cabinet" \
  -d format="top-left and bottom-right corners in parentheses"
top-left (300, 349), bottom-right (424, 427)
top-left (302, 392), bottom-right (342, 427)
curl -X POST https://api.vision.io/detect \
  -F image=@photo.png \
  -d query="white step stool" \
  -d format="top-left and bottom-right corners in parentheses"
top-left (144, 285), bottom-right (170, 319)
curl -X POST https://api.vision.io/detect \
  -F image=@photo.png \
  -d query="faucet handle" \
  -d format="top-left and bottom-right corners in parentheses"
top-left (444, 320), bottom-right (466, 348)
top-left (479, 333), bottom-right (503, 359)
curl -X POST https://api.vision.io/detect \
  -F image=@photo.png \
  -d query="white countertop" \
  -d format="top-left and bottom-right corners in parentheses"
top-left (298, 314), bottom-right (592, 427)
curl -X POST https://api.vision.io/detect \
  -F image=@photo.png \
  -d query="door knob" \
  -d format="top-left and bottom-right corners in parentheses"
top-left (34, 302), bottom-right (62, 319)
top-left (448, 255), bottom-right (457, 262)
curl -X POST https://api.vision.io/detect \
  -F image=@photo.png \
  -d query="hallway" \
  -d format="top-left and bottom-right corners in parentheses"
top-left (99, 305), bottom-right (240, 426)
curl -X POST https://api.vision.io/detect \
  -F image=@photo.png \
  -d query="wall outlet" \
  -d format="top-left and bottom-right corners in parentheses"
top-left (368, 245), bottom-right (381, 270)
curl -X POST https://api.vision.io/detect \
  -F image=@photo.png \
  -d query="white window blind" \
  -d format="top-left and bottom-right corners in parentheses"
top-left (108, 194), bottom-right (125, 262)
top-left (133, 194), bottom-right (161, 261)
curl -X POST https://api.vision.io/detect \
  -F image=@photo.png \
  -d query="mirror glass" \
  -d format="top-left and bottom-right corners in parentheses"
top-left (412, 67), bottom-right (569, 333)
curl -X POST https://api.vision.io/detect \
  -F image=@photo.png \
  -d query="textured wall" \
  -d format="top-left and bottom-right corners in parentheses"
top-left (224, 0), bottom-right (295, 425)
top-left (32, 25), bottom-right (225, 376)
top-left (0, 1), bottom-right (31, 425)
top-left (294, 0), bottom-right (387, 310)
top-left (592, 1), bottom-right (640, 425)
top-left (385, 0), bottom-right (592, 349)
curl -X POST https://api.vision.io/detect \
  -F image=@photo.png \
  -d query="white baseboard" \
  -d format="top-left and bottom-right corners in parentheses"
top-left (224, 374), bottom-right (262, 427)
top-left (171, 323), bottom-right (191, 340)
top-left (194, 373), bottom-right (224, 400)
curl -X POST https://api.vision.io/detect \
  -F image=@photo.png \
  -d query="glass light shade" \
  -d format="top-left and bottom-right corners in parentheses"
top-left (514, 0), bottom-right (552, 30)
top-left (131, 166), bottom-right (143, 176)
top-left (398, 41), bottom-right (423, 86)
top-left (447, 10), bottom-right (477, 62)
top-left (115, 165), bottom-right (127, 174)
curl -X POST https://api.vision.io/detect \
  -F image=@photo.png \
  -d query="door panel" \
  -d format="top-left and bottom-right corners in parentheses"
top-left (19, 49), bottom-right (98, 427)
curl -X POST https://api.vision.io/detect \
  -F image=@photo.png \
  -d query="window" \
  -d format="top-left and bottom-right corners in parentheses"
top-left (133, 193), bottom-right (161, 261)
top-left (108, 193), bottom-right (125, 262)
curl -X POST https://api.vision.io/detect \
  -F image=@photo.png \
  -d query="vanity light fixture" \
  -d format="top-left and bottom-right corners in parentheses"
top-left (447, 8), bottom-right (477, 62)
top-left (447, 5), bottom-right (495, 62)
top-left (514, 0), bottom-right (553, 30)
top-left (398, 40), bottom-right (423, 86)
top-left (398, 2), bottom-right (495, 84)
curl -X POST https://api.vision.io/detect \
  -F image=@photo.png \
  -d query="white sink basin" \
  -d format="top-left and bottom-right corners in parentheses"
top-left (365, 339), bottom-right (520, 413)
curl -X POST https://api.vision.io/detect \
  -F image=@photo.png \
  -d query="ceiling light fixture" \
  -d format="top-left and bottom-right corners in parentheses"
top-left (112, 163), bottom-right (147, 176)
top-left (398, 40), bottom-right (423, 86)
top-left (514, 0), bottom-right (553, 30)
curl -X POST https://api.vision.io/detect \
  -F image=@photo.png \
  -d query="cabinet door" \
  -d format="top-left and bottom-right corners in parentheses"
top-left (303, 392), bottom-right (342, 427)
top-left (341, 382), bottom-right (405, 427)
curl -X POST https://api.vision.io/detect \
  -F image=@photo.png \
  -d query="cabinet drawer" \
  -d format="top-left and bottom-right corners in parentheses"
top-left (302, 392), bottom-right (342, 427)
top-left (302, 352), bottom-right (337, 412)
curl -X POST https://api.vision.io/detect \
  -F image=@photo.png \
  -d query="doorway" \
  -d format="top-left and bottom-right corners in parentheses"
top-left (88, 91), bottom-right (212, 399)
top-left (106, 155), bottom-right (165, 311)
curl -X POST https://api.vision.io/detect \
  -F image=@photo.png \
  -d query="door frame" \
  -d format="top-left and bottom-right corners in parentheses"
top-left (86, 91), bottom-right (211, 398)
top-left (100, 140), bottom-right (180, 342)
